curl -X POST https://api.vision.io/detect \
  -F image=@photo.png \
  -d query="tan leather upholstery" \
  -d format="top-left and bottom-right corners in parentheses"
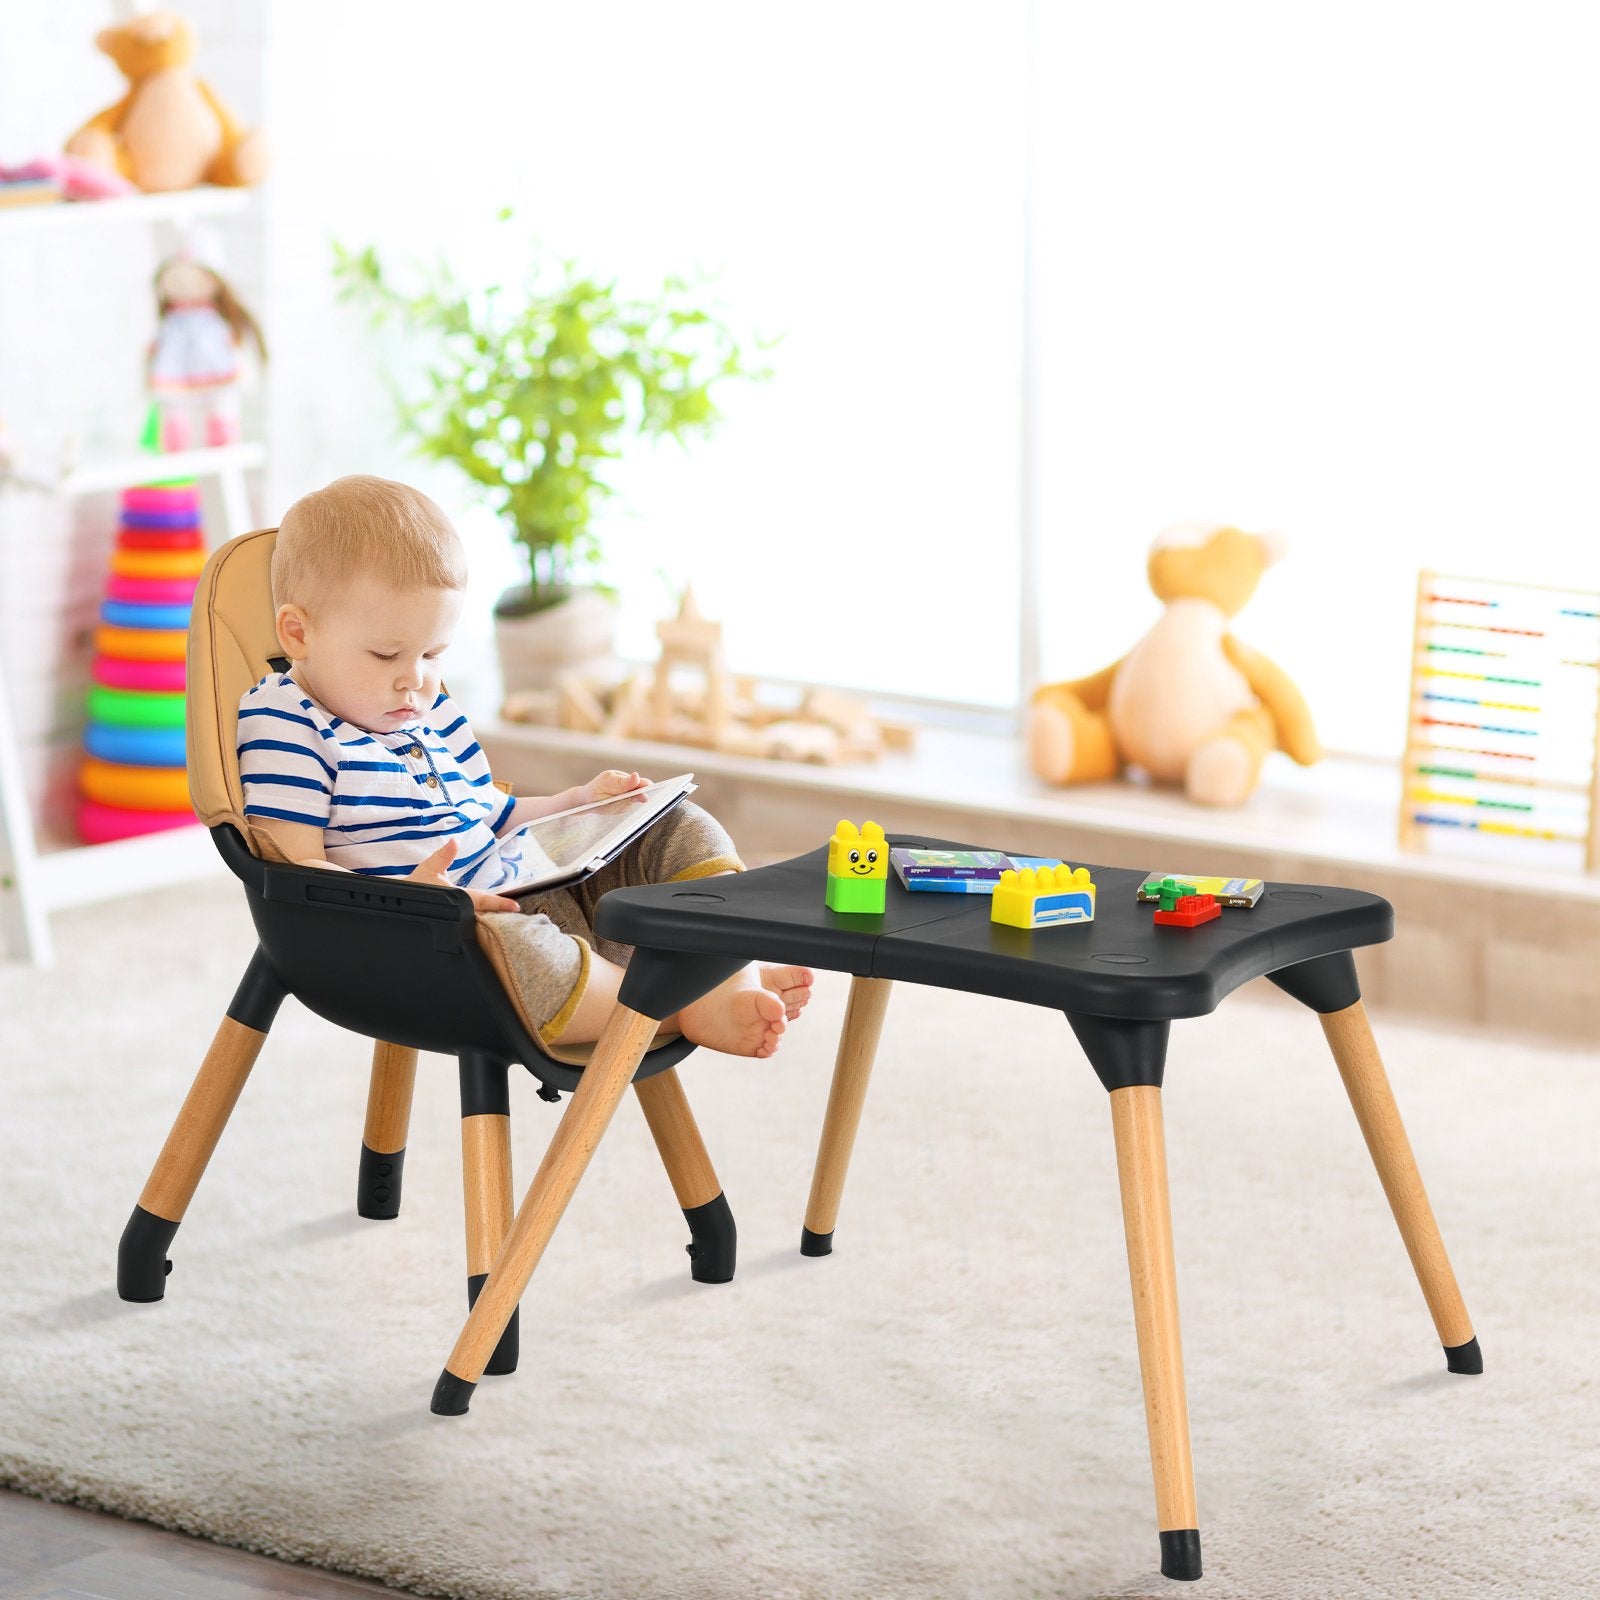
top-left (187, 528), bottom-right (611, 1067)
top-left (186, 526), bottom-right (290, 858)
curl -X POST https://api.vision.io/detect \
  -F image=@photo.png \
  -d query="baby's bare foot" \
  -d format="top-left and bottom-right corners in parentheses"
top-left (760, 963), bottom-right (814, 1020)
top-left (680, 974), bottom-right (787, 1058)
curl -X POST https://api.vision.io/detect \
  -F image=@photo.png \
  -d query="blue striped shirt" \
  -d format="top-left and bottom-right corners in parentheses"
top-left (237, 671), bottom-right (524, 889)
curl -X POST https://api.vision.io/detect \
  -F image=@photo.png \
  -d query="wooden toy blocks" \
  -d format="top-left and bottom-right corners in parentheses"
top-left (825, 819), bottom-right (888, 913)
top-left (990, 863), bottom-right (1096, 929)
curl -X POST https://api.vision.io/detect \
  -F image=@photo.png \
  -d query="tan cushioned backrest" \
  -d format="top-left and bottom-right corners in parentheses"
top-left (187, 527), bottom-right (285, 850)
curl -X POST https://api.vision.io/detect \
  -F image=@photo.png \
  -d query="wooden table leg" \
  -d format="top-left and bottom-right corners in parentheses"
top-left (802, 975), bottom-right (893, 1256)
top-left (1320, 999), bottom-right (1480, 1371)
top-left (358, 1040), bottom-right (417, 1220)
top-left (431, 1006), bottom-right (660, 1414)
top-left (1110, 1084), bottom-right (1201, 1582)
top-left (636, 1067), bottom-right (735, 1282)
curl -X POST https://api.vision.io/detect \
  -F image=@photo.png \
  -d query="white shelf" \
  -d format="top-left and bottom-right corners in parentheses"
top-left (56, 440), bottom-right (265, 497)
top-left (0, 185), bottom-right (253, 237)
top-left (34, 822), bottom-right (223, 913)
top-left (0, 437), bottom-right (262, 964)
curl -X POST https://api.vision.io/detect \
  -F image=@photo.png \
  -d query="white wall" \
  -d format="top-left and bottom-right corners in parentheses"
top-left (1033, 2), bottom-right (1600, 760)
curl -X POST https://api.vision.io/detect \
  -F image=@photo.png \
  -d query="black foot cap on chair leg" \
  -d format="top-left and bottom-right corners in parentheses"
top-left (1445, 1335), bottom-right (1483, 1374)
top-left (430, 1369), bottom-right (476, 1416)
top-left (357, 1143), bottom-right (405, 1220)
top-left (466, 1274), bottom-right (520, 1376)
top-left (117, 1205), bottom-right (179, 1302)
top-left (800, 1226), bottom-right (833, 1257)
top-left (684, 1192), bottom-right (736, 1283)
top-left (1159, 1529), bottom-right (1202, 1581)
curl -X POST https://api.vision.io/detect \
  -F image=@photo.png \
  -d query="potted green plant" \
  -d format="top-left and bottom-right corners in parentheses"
top-left (333, 219), bottom-right (766, 693)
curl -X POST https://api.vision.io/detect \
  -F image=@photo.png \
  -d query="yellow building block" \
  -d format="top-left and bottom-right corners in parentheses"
top-left (827, 819), bottom-right (888, 881)
top-left (824, 819), bottom-right (889, 913)
top-left (991, 863), bottom-right (1096, 929)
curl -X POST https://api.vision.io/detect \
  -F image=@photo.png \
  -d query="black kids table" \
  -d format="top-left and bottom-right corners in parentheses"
top-left (431, 835), bottom-right (1482, 1584)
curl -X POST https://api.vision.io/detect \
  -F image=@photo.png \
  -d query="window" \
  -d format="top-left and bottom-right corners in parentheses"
top-left (276, 1), bottom-right (1026, 710)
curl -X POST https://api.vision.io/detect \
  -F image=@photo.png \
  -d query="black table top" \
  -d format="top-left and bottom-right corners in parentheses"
top-left (594, 834), bottom-right (1394, 1021)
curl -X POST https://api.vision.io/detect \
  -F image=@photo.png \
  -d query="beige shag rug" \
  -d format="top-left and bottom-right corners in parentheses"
top-left (0, 878), bottom-right (1595, 1600)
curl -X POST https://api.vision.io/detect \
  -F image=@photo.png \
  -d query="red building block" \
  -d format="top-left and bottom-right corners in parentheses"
top-left (1153, 893), bottom-right (1221, 928)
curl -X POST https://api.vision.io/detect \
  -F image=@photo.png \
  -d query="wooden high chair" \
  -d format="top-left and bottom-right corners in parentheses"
top-left (116, 527), bottom-right (737, 1376)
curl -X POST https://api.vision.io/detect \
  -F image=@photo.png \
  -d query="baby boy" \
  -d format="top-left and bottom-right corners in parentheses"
top-left (237, 474), bottom-right (811, 1056)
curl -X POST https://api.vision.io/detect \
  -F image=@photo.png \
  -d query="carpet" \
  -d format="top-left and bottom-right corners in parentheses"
top-left (0, 877), bottom-right (1595, 1600)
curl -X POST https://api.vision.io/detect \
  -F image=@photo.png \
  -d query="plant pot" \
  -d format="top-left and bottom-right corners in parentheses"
top-left (493, 585), bottom-right (619, 695)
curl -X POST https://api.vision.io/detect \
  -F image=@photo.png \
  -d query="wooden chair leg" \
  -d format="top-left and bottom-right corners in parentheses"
top-left (1110, 1084), bottom-right (1201, 1583)
top-left (636, 1066), bottom-right (735, 1282)
top-left (117, 1013), bottom-right (268, 1302)
top-left (801, 975), bottom-right (893, 1256)
top-left (431, 1006), bottom-right (659, 1414)
top-left (358, 1040), bottom-right (417, 1220)
top-left (1320, 999), bottom-right (1481, 1371)
top-left (460, 1052), bottom-right (518, 1376)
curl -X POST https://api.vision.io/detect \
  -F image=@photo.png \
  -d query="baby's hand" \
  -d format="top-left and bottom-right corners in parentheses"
top-left (406, 839), bottom-right (520, 914)
top-left (581, 768), bottom-right (650, 806)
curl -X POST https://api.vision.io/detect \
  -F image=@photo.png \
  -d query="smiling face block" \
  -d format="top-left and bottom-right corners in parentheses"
top-left (827, 819), bottom-right (887, 880)
top-left (825, 819), bottom-right (888, 913)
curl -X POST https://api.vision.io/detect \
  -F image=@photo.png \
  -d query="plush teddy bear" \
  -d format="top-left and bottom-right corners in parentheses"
top-left (65, 9), bottom-right (267, 193)
top-left (1027, 523), bottom-right (1322, 807)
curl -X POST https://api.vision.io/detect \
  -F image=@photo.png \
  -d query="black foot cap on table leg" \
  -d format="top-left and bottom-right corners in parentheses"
top-left (800, 1226), bottom-right (833, 1257)
top-left (466, 1274), bottom-right (520, 1376)
top-left (486, 1308), bottom-right (520, 1376)
top-left (1160, 1529), bottom-right (1202, 1581)
top-left (430, 1369), bottom-right (477, 1416)
top-left (117, 1205), bottom-right (179, 1302)
top-left (357, 1143), bottom-right (405, 1220)
top-left (683, 1192), bottom-right (736, 1283)
top-left (1445, 1335), bottom-right (1483, 1374)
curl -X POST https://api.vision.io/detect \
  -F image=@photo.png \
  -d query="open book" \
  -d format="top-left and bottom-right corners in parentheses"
top-left (499, 774), bottom-right (697, 899)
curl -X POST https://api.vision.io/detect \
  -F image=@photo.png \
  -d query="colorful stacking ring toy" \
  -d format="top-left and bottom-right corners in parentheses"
top-left (78, 798), bottom-right (195, 845)
top-left (94, 657), bottom-right (185, 692)
top-left (120, 509), bottom-right (202, 529)
top-left (79, 756), bottom-right (191, 811)
top-left (100, 599), bottom-right (192, 631)
top-left (117, 528), bottom-right (205, 551)
top-left (110, 547), bottom-right (207, 581)
top-left (85, 723), bottom-right (186, 767)
top-left (94, 624), bottom-right (187, 661)
top-left (77, 477), bottom-right (205, 844)
top-left (107, 575), bottom-right (198, 605)
top-left (87, 685), bottom-right (186, 728)
top-left (122, 485), bottom-right (200, 513)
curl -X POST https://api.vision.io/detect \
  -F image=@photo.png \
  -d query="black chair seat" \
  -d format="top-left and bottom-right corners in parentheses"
top-left (216, 823), bottom-right (698, 1092)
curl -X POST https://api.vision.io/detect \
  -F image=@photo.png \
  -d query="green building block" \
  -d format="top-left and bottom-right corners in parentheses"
top-left (1154, 875), bottom-right (1198, 912)
top-left (825, 872), bottom-right (886, 914)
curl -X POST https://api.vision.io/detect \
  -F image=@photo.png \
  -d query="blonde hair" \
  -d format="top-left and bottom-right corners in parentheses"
top-left (271, 476), bottom-right (467, 611)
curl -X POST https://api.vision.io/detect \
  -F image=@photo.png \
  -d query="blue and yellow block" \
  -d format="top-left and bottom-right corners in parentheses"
top-left (991, 863), bottom-right (1096, 929)
top-left (825, 819), bottom-right (888, 913)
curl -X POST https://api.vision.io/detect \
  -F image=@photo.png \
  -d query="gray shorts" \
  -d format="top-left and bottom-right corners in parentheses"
top-left (476, 800), bottom-right (743, 1042)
